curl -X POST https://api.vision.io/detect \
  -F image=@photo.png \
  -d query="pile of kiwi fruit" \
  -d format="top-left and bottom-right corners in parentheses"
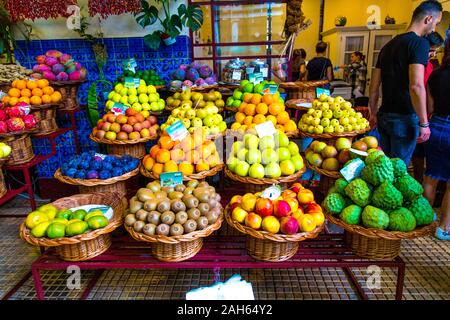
top-left (125, 180), bottom-right (222, 237)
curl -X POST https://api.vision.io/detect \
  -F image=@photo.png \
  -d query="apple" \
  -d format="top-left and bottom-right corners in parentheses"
top-left (227, 156), bottom-right (239, 172)
top-left (241, 193), bottom-right (257, 212)
top-left (96, 129), bottom-right (106, 139)
top-left (265, 162), bottom-right (281, 178)
top-left (261, 148), bottom-right (278, 165)
top-left (110, 122), bottom-right (121, 133)
top-left (232, 141), bottom-right (244, 154)
top-left (235, 160), bottom-right (250, 177)
top-left (246, 149), bottom-right (261, 165)
top-left (322, 110), bottom-right (333, 119)
top-left (232, 207), bottom-right (248, 223)
top-left (304, 202), bottom-right (322, 214)
top-left (101, 122), bottom-right (112, 132)
top-left (274, 132), bottom-right (289, 147)
top-left (230, 195), bottom-right (242, 205)
top-left (291, 183), bottom-right (304, 193)
top-left (280, 217), bottom-right (299, 235)
top-left (237, 148), bottom-right (248, 161)
top-left (313, 142), bottom-right (327, 153)
top-left (324, 126), bottom-right (335, 134)
top-left (191, 117), bottom-right (203, 128)
top-left (116, 115), bottom-right (128, 124)
top-left (244, 134), bottom-right (259, 150)
top-left (280, 159), bottom-right (295, 175)
top-left (105, 131), bottom-right (117, 141)
top-left (274, 200), bottom-right (291, 218)
top-left (288, 141), bottom-right (299, 156)
top-left (245, 213), bottom-right (262, 229)
top-left (291, 154), bottom-right (304, 171)
top-left (255, 198), bottom-right (273, 217)
top-left (262, 216), bottom-right (280, 233)
top-left (249, 163), bottom-right (265, 178)
top-left (314, 125), bottom-right (324, 134)
top-left (277, 147), bottom-right (291, 162)
top-left (335, 138), bottom-right (352, 151)
top-left (122, 124), bottom-right (133, 133)
top-left (259, 136), bottom-right (275, 150)
top-left (297, 189), bottom-right (315, 205)
top-left (298, 214), bottom-right (317, 232)
top-left (292, 209), bottom-right (305, 226)
top-left (0, 143), bottom-right (11, 157)
top-left (330, 119), bottom-right (340, 127)
top-left (335, 125), bottom-right (345, 133)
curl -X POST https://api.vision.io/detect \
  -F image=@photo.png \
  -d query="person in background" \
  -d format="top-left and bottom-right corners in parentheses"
top-left (412, 31), bottom-right (444, 183)
top-left (368, 0), bottom-right (442, 165)
top-left (342, 51), bottom-right (367, 98)
top-left (292, 48), bottom-right (307, 81)
top-left (423, 39), bottom-right (450, 240)
top-left (305, 42), bottom-right (333, 82)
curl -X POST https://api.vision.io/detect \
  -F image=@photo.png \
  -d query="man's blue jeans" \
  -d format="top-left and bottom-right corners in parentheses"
top-left (377, 112), bottom-right (420, 165)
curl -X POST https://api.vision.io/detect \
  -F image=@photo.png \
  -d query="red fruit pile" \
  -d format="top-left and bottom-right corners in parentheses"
top-left (0, 104), bottom-right (38, 134)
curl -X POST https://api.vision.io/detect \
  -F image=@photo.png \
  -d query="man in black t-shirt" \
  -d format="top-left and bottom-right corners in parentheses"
top-left (368, 0), bottom-right (442, 165)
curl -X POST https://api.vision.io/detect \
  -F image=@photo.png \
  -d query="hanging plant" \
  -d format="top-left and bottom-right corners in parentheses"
top-left (4, 0), bottom-right (77, 22)
top-left (88, 0), bottom-right (141, 19)
top-left (135, 0), bottom-right (203, 50)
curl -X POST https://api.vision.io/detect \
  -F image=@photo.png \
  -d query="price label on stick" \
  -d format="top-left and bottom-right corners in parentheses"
top-left (255, 121), bottom-right (276, 138)
top-left (166, 120), bottom-right (189, 141)
top-left (340, 157), bottom-right (366, 182)
top-left (122, 58), bottom-right (137, 73)
top-left (94, 153), bottom-right (107, 160)
top-left (124, 77), bottom-right (140, 88)
top-left (262, 84), bottom-right (279, 95)
top-left (316, 87), bottom-right (331, 97)
top-left (160, 172), bottom-right (183, 188)
top-left (260, 185), bottom-right (282, 201)
top-left (110, 102), bottom-right (128, 115)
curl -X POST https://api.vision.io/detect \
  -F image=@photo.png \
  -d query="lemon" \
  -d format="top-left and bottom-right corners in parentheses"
top-left (87, 216), bottom-right (108, 230)
top-left (55, 209), bottom-right (71, 220)
top-left (46, 223), bottom-right (66, 239)
top-left (25, 211), bottom-right (49, 229)
top-left (38, 204), bottom-right (59, 220)
top-left (65, 221), bottom-right (88, 237)
top-left (84, 211), bottom-right (104, 221)
top-left (31, 221), bottom-right (50, 238)
top-left (70, 209), bottom-right (87, 221)
top-left (52, 218), bottom-right (69, 225)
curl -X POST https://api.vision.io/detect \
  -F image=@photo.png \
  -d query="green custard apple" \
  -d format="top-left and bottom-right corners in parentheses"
top-left (361, 155), bottom-right (394, 186)
top-left (390, 158), bottom-right (407, 178)
top-left (344, 178), bottom-right (372, 207)
top-left (362, 206), bottom-right (389, 230)
top-left (406, 196), bottom-right (434, 226)
top-left (371, 181), bottom-right (403, 211)
top-left (322, 193), bottom-right (346, 215)
top-left (388, 207), bottom-right (416, 232)
top-left (365, 150), bottom-right (385, 166)
top-left (334, 178), bottom-right (349, 195)
top-left (394, 174), bottom-right (424, 202)
top-left (340, 205), bottom-right (363, 225)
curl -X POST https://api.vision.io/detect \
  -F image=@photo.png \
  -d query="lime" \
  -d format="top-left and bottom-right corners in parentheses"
top-left (87, 216), bottom-right (109, 230)
top-left (84, 211), bottom-right (104, 221)
top-left (243, 83), bottom-right (254, 93)
top-left (25, 211), bottom-right (49, 229)
top-left (46, 223), bottom-right (66, 239)
top-left (226, 97), bottom-right (234, 106)
top-left (52, 218), bottom-right (69, 225)
top-left (38, 204), bottom-right (59, 220)
top-left (31, 221), bottom-right (50, 238)
top-left (240, 79), bottom-right (249, 89)
top-left (65, 221), bottom-right (89, 237)
top-left (70, 209), bottom-right (87, 221)
top-left (56, 209), bottom-right (72, 220)
top-left (232, 100), bottom-right (241, 108)
top-left (233, 90), bottom-right (243, 100)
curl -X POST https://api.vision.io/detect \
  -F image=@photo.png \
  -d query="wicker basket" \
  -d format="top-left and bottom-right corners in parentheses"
top-left (90, 133), bottom-right (158, 159)
top-left (20, 192), bottom-right (124, 261)
top-left (54, 167), bottom-right (139, 197)
top-left (50, 80), bottom-right (85, 111)
top-left (1, 133), bottom-right (34, 165)
top-left (125, 207), bottom-right (224, 262)
top-left (30, 104), bottom-right (59, 135)
top-left (285, 98), bottom-right (314, 111)
top-left (0, 158), bottom-right (7, 198)
top-left (225, 205), bottom-right (323, 261)
top-left (169, 84), bottom-right (219, 93)
top-left (140, 164), bottom-right (224, 181)
top-left (305, 161), bottom-right (341, 179)
top-left (298, 127), bottom-right (371, 140)
top-left (326, 213), bottom-right (437, 260)
top-left (228, 129), bottom-right (299, 140)
top-left (279, 80), bottom-right (329, 100)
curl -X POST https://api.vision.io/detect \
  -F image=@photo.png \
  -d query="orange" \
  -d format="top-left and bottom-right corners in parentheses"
top-left (238, 102), bottom-right (247, 113)
top-left (250, 94), bottom-right (262, 105)
top-left (276, 124), bottom-right (285, 132)
top-left (243, 93), bottom-right (253, 103)
top-left (230, 122), bottom-right (241, 131)
top-left (30, 96), bottom-right (42, 105)
top-left (156, 149), bottom-right (171, 164)
top-left (163, 160), bottom-right (178, 173)
top-left (178, 161), bottom-right (194, 175)
top-left (149, 145), bottom-right (161, 159)
top-left (1, 96), bottom-right (10, 105)
top-left (244, 104), bottom-right (256, 116)
top-left (159, 136), bottom-right (175, 150)
top-left (266, 115), bottom-right (277, 126)
top-left (269, 102), bottom-right (285, 116)
top-left (26, 81), bottom-right (38, 90)
top-left (42, 86), bottom-right (54, 95)
top-left (50, 91), bottom-right (62, 103)
top-left (276, 111), bottom-right (290, 125)
top-left (243, 116), bottom-right (254, 126)
top-left (262, 94), bottom-right (274, 105)
top-left (235, 112), bottom-right (246, 124)
top-left (170, 149), bottom-right (185, 163)
top-left (256, 103), bottom-right (268, 115)
top-left (152, 163), bottom-right (164, 177)
top-left (20, 88), bottom-right (32, 98)
top-left (8, 97), bottom-right (18, 106)
top-left (185, 150), bottom-right (201, 164)
top-left (18, 97), bottom-right (30, 104)
top-left (15, 80), bottom-right (27, 90)
top-left (11, 80), bottom-right (18, 88)
top-left (8, 88), bottom-right (21, 98)
top-left (41, 94), bottom-right (52, 104)
top-left (253, 114), bottom-right (266, 124)
top-left (37, 79), bottom-right (49, 89)
top-left (31, 88), bottom-right (43, 97)
top-left (195, 160), bottom-right (210, 172)
top-left (284, 119), bottom-right (297, 132)
top-left (180, 136), bottom-right (194, 152)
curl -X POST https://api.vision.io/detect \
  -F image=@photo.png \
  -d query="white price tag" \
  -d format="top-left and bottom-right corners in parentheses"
top-left (94, 153), bottom-right (107, 160)
top-left (232, 71), bottom-right (241, 80)
top-left (260, 67), bottom-right (268, 78)
top-left (255, 121), bottom-right (276, 138)
top-left (166, 120), bottom-right (189, 141)
top-left (260, 185), bottom-right (282, 201)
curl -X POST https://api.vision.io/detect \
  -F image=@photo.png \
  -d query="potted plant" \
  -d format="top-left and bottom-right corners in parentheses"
top-left (135, 0), bottom-right (203, 50)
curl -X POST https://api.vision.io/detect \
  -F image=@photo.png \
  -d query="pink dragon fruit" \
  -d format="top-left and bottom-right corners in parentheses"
top-left (0, 109), bottom-right (7, 121)
top-left (43, 71), bottom-right (56, 81)
top-left (56, 72), bottom-right (69, 81)
top-left (0, 121), bottom-right (7, 133)
top-left (190, 61), bottom-right (202, 70)
top-left (195, 78), bottom-right (206, 87)
top-left (45, 50), bottom-right (63, 58)
top-left (6, 106), bottom-right (25, 118)
top-left (52, 63), bottom-right (65, 74)
top-left (186, 68), bottom-right (200, 82)
top-left (74, 62), bottom-right (82, 70)
top-left (32, 64), bottom-right (40, 73)
top-left (182, 80), bottom-right (193, 87)
top-left (37, 64), bottom-right (51, 73)
top-left (204, 76), bottom-right (217, 85)
top-left (35, 55), bottom-right (46, 64)
top-left (69, 70), bottom-right (81, 81)
top-left (65, 62), bottom-right (77, 74)
top-left (179, 64), bottom-right (189, 71)
top-left (23, 114), bottom-right (37, 129)
top-left (58, 53), bottom-right (72, 65)
top-left (6, 117), bottom-right (25, 132)
top-left (44, 56), bottom-right (58, 66)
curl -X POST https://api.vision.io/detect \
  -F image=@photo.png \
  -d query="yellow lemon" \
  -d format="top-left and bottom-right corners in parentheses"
top-left (25, 211), bottom-right (49, 229)
top-left (38, 204), bottom-right (59, 220)
top-left (31, 221), bottom-right (50, 238)
top-left (87, 216), bottom-right (109, 230)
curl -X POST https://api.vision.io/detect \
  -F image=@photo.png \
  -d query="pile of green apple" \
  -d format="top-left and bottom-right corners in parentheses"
top-left (227, 130), bottom-right (305, 179)
top-left (298, 94), bottom-right (369, 134)
top-left (226, 80), bottom-right (280, 109)
top-left (0, 142), bottom-right (11, 158)
top-left (161, 90), bottom-right (227, 136)
top-left (105, 82), bottom-right (165, 113)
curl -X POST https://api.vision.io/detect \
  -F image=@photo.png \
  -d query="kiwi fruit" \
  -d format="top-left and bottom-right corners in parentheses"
top-left (170, 223), bottom-right (184, 236)
top-left (186, 180), bottom-right (199, 188)
top-left (169, 191), bottom-right (184, 200)
top-left (154, 191), bottom-right (167, 199)
top-left (182, 195), bottom-right (199, 209)
top-left (187, 208), bottom-right (201, 220)
top-left (175, 211), bottom-right (188, 225)
top-left (196, 216), bottom-right (209, 230)
top-left (183, 187), bottom-right (194, 195)
top-left (214, 193), bottom-right (221, 202)
top-left (146, 181), bottom-right (161, 193)
top-left (143, 223), bottom-right (156, 236)
top-left (147, 211), bottom-right (161, 225)
top-left (136, 209), bottom-right (149, 221)
top-left (144, 199), bottom-right (159, 211)
top-left (198, 181), bottom-right (210, 188)
top-left (136, 188), bottom-right (155, 202)
top-left (183, 219), bottom-right (197, 233)
top-left (129, 198), bottom-right (143, 214)
top-left (161, 186), bottom-right (174, 194)
top-left (133, 220), bottom-right (145, 233)
top-left (174, 184), bottom-right (186, 193)
top-left (208, 199), bottom-right (218, 209)
top-left (161, 211), bottom-right (175, 225)
top-left (157, 199), bottom-right (171, 213)
top-left (156, 224), bottom-right (170, 236)
top-left (198, 203), bottom-right (210, 215)
top-left (171, 199), bottom-right (186, 213)
top-left (206, 211), bottom-right (219, 224)
top-left (125, 214), bottom-right (137, 227)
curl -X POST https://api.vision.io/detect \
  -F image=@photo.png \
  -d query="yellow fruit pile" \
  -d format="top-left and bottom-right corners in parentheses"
top-left (2, 79), bottom-right (62, 106)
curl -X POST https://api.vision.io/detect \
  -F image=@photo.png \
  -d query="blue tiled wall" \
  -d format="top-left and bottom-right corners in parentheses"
top-left (14, 36), bottom-right (191, 178)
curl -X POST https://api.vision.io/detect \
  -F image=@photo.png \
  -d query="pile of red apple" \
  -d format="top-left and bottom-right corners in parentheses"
top-left (0, 103), bottom-right (38, 134)
top-left (229, 183), bottom-right (325, 235)
top-left (92, 108), bottom-right (159, 141)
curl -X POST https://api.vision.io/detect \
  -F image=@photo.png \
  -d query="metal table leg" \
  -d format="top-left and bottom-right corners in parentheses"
top-left (32, 266), bottom-right (45, 300)
top-left (23, 167), bottom-right (36, 211)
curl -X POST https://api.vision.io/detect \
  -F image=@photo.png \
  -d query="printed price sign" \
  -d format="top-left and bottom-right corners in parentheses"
top-left (260, 67), bottom-right (269, 78)
top-left (124, 77), bottom-right (140, 88)
top-left (246, 67), bottom-right (255, 75)
top-left (122, 58), bottom-right (137, 73)
top-left (340, 158), bottom-right (366, 182)
top-left (94, 153), bottom-right (107, 160)
top-left (249, 72), bottom-right (264, 84)
top-left (262, 84), bottom-right (279, 95)
top-left (166, 120), bottom-right (189, 141)
top-left (260, 185), bottom-right (282, 201)
top-left (316, 87), bottom-right (331, 97)
top-left (232, 70), bottom-right (242, 81)
top-left (110, 102), bottom-right (128, 115)
top-left (160, 172), bottom-right (183, 188)
top-left (255, 120), bottom-right (276, 138)
top-left (16, 102), bottom-right (30, 115)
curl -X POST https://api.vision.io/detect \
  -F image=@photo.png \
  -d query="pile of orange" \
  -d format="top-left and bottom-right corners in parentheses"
top-left (2, 79), bottom-right (62, 106)
top-left (142, 128), bottom-right (223, 178)
top-left (230, 93), bottom-right (297, 134)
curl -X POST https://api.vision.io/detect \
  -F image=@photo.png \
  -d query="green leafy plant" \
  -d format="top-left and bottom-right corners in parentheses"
top-left (135, 0), bottom-right (203, 50)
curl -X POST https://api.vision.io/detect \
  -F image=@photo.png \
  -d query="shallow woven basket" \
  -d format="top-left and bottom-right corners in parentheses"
top-left (225, 205), bottom-right (323, 261)
top-left (169, 84), bottom-right (219, 93)
top-left (228, 129), bottom-right (298, 140)
top-left (125, 207), bottom-right (224, 262)
top-left (285, 98), bottom-right (314, 111)
top-left (20, 192), bottom-right (124, 261)
top-left (30, 104), bottom-right (59, 135)
top-left (1, 133), bottom-right (35, 165)
top-left (50, 80), bottom-right (84, 111)
top-left (305, 161), bottom-right (341, 179)
top-left (0, 158), bottom-right (8, 198)
top-left (225, 166), bottom-right (306, 185)
top-left (326, 213), bottom-right (437, 260)
top-left (279, 80), bottom-right (329, 100)
top-left (298, 126), bottom-right (371, 140)
top-left (90, 133), bottom-right (157, 159)
top-left (54, 167), bottom-right (139, 197)
top-left (140, 164), bottom-right (224, 181)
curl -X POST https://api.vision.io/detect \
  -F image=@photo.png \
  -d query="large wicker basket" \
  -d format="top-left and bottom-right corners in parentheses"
top-left (225, 205), bottom-right (323, 261)
top-left (298, 127), bottom-right (371, 141)
top-left (0, 158), bottom-right (8, 198)
top-left (169, 84), bottom-right (219, 93)
top-left (50, 80), bottom-right (85, 111)
top-left (90, 133), bottom-right (157, 159)
top-left (54, 167), bottom-right (139, 197)
top-left (30, 104), bottom-right (59, 135)
top-left (140, 164), bottom-right (224, 181)
top-left (325, 213), bottom-right (437, 260)
top-left (279, 80), bottom-right (329, 100)
top-left (20, 192), bottom-right (125, 261)
top-left (305, 161), bottom-right (342, 179)
top-left (125, 206), bottom-right (224, 262)
top-left (0, 132), bottom-right (35, 165)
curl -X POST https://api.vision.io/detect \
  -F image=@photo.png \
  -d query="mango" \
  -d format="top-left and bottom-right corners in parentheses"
top-left (65, 221), bottom-right (88, 237)
top-left (31, 221), bottom-right (50, 238)
top-left (87, 216), bottom-right (109, 230)
top-left (46, 223), bottom-right (66, 239)
top-left (26, 211), bottom-right (49, 229)
top-left (70, 209), bottom-right (87, 221)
